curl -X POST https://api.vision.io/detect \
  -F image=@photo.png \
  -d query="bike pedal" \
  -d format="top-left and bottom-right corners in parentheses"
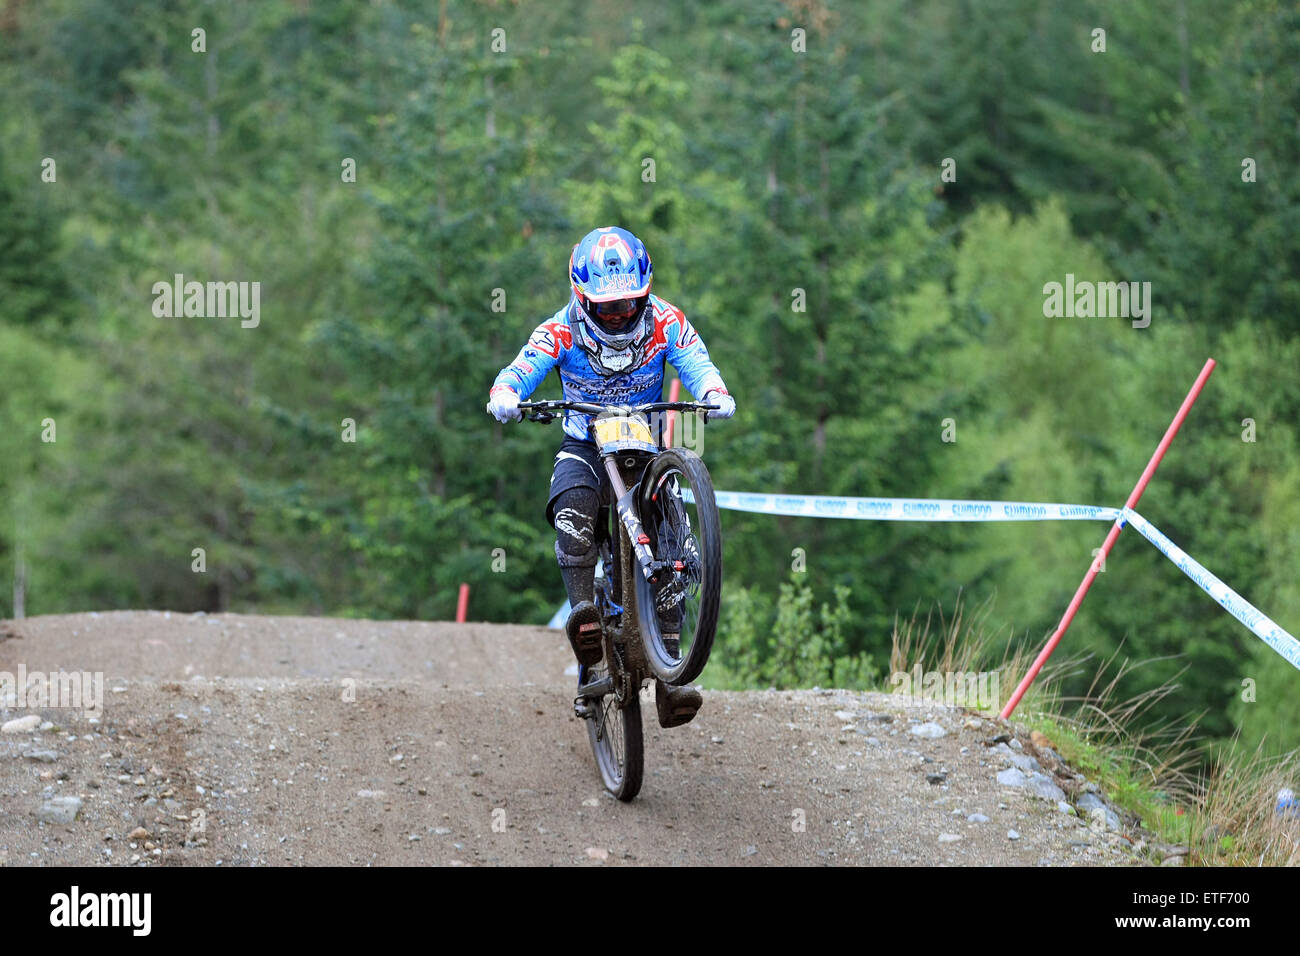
top-left (655, 680), bottom-right (703, 729)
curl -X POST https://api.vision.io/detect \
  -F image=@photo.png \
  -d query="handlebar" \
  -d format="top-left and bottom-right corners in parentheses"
top-left (519, 399), bottom-right (720, 424)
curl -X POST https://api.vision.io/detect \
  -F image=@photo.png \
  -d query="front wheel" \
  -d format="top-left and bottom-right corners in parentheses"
top-left (635, 448), bottom-right (722, 685)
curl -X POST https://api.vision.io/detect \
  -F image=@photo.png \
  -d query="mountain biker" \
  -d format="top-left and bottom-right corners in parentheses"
top-left (486, 226), bottom-right (735, 727)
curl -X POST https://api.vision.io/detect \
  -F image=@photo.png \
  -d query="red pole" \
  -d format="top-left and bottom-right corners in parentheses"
top-left (1000, 358), bottom-right (1216, 719)
top-left (456, 583), bottom-right (469, 623)
top-left (664, 378), bottom-right (682, 447)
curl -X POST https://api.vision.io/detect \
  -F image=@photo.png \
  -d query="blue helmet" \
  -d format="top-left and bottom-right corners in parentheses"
top-left (569, 226), bottom-right (653, 340)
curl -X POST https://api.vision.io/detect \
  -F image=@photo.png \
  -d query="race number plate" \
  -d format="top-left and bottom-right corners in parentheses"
top-left (591, 415), bottom-right (657, 454)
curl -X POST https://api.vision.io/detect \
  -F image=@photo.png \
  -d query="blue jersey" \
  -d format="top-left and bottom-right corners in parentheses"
top-left (492, 295), bottom-right (728, 443)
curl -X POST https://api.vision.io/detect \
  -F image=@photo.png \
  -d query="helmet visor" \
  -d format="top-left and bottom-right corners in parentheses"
top-left (590, 296), bottom-right (645, 331)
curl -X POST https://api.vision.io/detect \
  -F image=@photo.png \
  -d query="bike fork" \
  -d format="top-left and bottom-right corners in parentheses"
top-left (604, 458), bottom-right (662, 583)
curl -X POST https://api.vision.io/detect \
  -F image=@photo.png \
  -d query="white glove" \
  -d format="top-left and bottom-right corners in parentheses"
top-left (487, 386), bottom-right (521, 423)
top-left (704, 389), bottom-right (735, 419)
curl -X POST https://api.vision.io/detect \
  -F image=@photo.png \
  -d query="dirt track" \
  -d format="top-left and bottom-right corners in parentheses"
top-left (0, 612), bottom-right (1139, 866)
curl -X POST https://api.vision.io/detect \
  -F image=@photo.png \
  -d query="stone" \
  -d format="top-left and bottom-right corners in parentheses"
top-left (37, 796), bottom-right (82, 824)
top-left (994, 743), bottom-right (1042, 773)
top-left (2, 715), bottom-right (41, 734)
top-left (1037, 747), bottom-right (1064, 771)
top-left (1077, 791), bottom-right (1105, 811)
top-left (910, 722), bottom-right (947, 739)
top-left (1088, 807), bottom-right (1122, 831)
top-left (1026, 773), bottom-right (1066, 801)
top-left (1078, 792), bottom-right (1122, 830)
top-left (996, 768), bottom-right (1065, 801)
top-left (997, 768), bottom-right (1028, 789)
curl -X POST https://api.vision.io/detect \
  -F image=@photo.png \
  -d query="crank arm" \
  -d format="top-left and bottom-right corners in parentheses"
top-left (577, 675), bottom-right (616, 700)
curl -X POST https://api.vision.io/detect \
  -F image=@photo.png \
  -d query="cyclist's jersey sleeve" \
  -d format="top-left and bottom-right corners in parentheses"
top-left (491, 309), bottom-right (572, 400)
top-left (661, 303), bottom-right (727, 402)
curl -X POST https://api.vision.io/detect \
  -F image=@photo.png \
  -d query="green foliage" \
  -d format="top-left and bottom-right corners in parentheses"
top-left (0, 156), bottom-right (73, 328)
top-left (704, 575), bottom-right (877, 690)
top-left (1, 0), bottom-right (1298, 760)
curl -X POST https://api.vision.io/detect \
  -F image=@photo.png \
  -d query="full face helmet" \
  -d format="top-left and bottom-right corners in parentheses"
top-left (568, 226), bottom-right (655, 375)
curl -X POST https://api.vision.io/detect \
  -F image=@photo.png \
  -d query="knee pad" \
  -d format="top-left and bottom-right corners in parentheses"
top-left (553, 487), bottom-right (600, 568)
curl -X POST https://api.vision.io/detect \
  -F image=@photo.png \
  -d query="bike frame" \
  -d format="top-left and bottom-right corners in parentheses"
top-left (520, 399), bottom-right (715, 705)
top-left (523, 400), bottom-right (715, 586)
top-left (581, 479), bottom-right (649, 705)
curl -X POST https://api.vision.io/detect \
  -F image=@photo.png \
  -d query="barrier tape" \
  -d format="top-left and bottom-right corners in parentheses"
top-left (690, 490), bottom-right (1121, 523)
top-left (1121, 508), bottom-right (1300, 671)
top-left (549, 495), bottom-right (1118, 627)
top-left (546, 493), bottom-right (1299, 672)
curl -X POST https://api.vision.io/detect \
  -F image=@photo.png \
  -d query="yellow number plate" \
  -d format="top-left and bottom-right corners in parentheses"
top-left (592, 415), bottom-right (655, 450)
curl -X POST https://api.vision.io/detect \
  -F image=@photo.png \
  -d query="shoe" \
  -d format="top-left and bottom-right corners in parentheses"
top-left (565, 601), bottom-right (604, 667)
top-left (662, 631), bottom-right (680, 659)
top-left (655, 678), bottom-right (703, 728)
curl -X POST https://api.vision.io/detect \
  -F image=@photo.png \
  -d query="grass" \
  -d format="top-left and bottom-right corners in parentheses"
top-left (1198, 740), bottom-right (1300, 865)
top-left (887, 595), bottom-right (1300, 866)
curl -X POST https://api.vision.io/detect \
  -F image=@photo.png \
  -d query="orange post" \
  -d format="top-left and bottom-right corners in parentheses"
top-left (664, 378), bottom-right (682, 447)
top-left (1000, 358), bottom-right (1217, 719)
top-left (456, 583), bottom-right (469, 623)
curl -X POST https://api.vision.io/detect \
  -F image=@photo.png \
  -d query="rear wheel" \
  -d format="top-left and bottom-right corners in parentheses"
top-left (585, 550), bottom-right (643, 801)
top-left (635, 448), bottom-right (722, 685)
top-left (583, 662), bottom-right (643, 802)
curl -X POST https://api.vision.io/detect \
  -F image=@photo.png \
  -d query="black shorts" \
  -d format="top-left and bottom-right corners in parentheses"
top-left (545, 437), bottom-right (609, 527)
